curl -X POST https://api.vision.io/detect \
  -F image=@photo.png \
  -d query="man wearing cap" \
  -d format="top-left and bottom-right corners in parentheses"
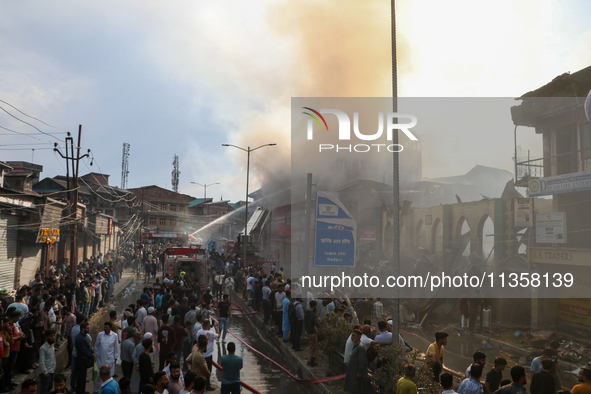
top-left (131, 333), bottom-right (154, 394)
top-left (143, 307), bottom-right (159, 350)
top-left (121, 332), bottom-right (141, 380)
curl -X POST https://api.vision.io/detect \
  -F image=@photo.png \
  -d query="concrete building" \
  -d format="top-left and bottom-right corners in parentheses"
top-left (129, 185), bottom-right (194, 244)
top-left (512, 64), bottom-right (591, 331)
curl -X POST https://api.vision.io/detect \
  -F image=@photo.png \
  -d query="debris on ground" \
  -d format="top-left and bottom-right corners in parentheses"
top-left (523, 330), bottom-right (557, 347)
top-left (560, 339), bottom-right (591, 363)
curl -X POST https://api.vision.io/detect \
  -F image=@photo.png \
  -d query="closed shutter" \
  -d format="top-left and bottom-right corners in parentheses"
top-left (20, 244), bottom-right (42, 289)
top-left (0, 214), bottom-right (18, 291)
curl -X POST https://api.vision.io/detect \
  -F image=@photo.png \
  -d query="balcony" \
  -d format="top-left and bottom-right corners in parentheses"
top-left (515, 147), bottom-right (591, 187)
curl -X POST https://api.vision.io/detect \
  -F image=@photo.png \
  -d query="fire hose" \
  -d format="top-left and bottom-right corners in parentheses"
top-left (208, 314), bottom-right (347, 385)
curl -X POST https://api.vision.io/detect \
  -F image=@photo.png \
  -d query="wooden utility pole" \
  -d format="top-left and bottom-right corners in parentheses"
top-left (391, 0), bottom-right (400, 339)
top-left (55, 125), bottom-right (89, 285)
top-left (69, 126), bottom-right (82, 282)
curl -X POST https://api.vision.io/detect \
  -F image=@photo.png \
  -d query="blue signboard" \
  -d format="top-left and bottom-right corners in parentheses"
top-left (529, 172), bottom-right (591, 196)
top-left (314, 192), bottom-right (356, 267)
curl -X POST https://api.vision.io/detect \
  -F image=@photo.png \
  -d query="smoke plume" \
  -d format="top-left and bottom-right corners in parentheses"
top-left (233, 0), bottom-right (404, 201)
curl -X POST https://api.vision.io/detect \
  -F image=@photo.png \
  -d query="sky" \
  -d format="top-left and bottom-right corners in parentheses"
top-left (1, 0), bottom-right (591, 203)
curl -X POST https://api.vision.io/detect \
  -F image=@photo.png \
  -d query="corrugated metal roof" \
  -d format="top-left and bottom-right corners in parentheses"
top-left (188, 198), bottom-right (213, 208)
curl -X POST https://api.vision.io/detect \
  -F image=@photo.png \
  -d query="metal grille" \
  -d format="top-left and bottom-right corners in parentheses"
top-left (0, 215), bottom-right (18, 291)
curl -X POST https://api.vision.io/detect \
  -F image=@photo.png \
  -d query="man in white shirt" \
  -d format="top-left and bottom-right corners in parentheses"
top-left (343, 328), bottom-right (357, 364)
top-left (273, 286), bottom-right (286, 335)
top-left (93, 322), bottom-right (119, 394)
top-left (360, 325), bottom-right (373, 350)
top-left (196, 319), bottom-right (219, 391)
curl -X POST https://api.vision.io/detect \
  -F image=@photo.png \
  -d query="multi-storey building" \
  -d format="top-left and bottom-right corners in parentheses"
top-left (129, 185), bottom-right (194, 244)
top-left (512, 64), bottom-right (591, 331)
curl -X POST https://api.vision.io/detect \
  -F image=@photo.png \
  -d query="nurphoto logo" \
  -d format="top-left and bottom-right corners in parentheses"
top-left (302, 107), bottom-right (418, 153)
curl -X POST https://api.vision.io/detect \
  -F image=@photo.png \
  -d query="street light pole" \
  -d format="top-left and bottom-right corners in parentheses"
top-left (245, 147), bottom-right (250, 250)
top-left (222, 143), bottom-right (276, 263)
top-left (190, 182), bottom-right (220, 200)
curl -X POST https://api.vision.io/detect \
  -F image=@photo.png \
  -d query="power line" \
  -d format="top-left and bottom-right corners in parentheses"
top-left (0, 105), bottom-right (63, 143)
top-left (0, 124), bottom-right (57, 144)
top-left (0, 132), bottom-right (67, 136)
top-left (0, 147), bottom-right (53, 151)
top-left (0, 143), bottom-right (52, 146)
top-left (0, 99), bottom-right (71, 133)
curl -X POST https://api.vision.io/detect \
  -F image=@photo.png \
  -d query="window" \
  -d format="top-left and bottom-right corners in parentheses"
top-left (159, 218), bottom-right (166, 226)
top-left (179, 206), bottom-right (186, 213)
top-left (285, 211), bottom-right (291, 227)
top-left (170, 205), bottom-right (177, 212)
top-left (170, 219), bottom-right (177, 227)
top-left (160, 203), bottom-right (167, 211)
top-left (178, 221), bottom-right (184, 227)
top-left (149, 217), bottom-right (156, 226)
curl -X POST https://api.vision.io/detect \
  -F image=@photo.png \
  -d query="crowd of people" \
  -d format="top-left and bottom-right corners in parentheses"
top-left (0, 243), bottom-right (247, 394)
top-left (399, 331), bottom-right (591, 394)
top-left (5, 244), bottom-right (591, 394)
top-left (0, 249), bottom-right (128, 394)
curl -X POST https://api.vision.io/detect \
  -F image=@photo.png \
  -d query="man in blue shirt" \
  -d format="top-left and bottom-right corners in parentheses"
top-left (98, 365), bottom-right (120, 394)
top-left (262, 281), bottom-right (271, 324)
top-left (282, 291), bottom-right (291, 342)
top-left (141, 288), bottom-right (152, 307)
top-left (458, 364), bottom-right (483, 394)
top-left (220, 342), bottom-right (243, 394)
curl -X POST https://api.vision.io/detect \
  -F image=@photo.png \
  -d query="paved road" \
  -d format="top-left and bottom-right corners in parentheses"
top-left (62, 273), bottom-right (307, 394)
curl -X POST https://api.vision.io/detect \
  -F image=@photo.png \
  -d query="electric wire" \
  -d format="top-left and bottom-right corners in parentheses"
top-left (0, 99), bottom-right (71, 133)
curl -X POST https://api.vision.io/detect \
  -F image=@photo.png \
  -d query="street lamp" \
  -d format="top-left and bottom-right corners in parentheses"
top-left (190, 182), bottom-right (220, 200)
top-left (222, 143), bottom-right (276, 261)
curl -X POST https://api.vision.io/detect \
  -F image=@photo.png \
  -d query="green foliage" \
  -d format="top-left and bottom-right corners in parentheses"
top-left (371, 346), bottom-right (442, 394)
top-left (316, 315), bottom-right (444, 394)
top-left (317, 312), bottom-right (352, 355)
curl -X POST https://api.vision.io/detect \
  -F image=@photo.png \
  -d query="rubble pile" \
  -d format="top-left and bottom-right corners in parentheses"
top-left (560, 339), bottom-right (591, 363)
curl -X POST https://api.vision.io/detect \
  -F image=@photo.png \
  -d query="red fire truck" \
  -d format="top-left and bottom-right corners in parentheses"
top-left (163, 246), bottom-right (209, 287)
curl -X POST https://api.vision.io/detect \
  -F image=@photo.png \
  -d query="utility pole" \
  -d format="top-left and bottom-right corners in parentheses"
top-left (222, 143), bottom-right (276, 264)
top-left (190, 182), bottom-right (220, 200)
top-left (303, 173), bottom-right (313, 276)
top-left (391, 0), bottom-right (400, 339)
top-left (54, 125), bottom-right (90, 285)
top-left (139, 188), bottom-right (144, 249)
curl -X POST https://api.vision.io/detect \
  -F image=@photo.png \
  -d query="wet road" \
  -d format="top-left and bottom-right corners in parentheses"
top-left (87, 276), bottom-right (581, 393)
top-left (106, 278), bottom-right (307, 394)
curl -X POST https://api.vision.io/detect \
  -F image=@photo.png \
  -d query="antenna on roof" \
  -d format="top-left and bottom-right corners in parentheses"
top-left (172, 154), bottom-right (180, 193)
top-left (121, 142), bottom-right (130, 189)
